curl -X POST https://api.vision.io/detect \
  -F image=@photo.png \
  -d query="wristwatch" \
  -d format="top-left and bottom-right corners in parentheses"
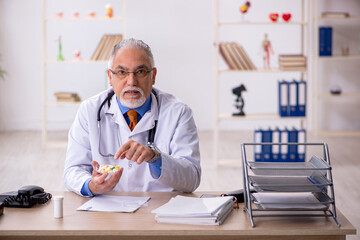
top-left (147, 144), bottom-right (161, 163)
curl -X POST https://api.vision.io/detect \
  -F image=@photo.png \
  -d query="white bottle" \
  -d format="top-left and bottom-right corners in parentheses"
top-left (53, 196), bottom-right (64, 218)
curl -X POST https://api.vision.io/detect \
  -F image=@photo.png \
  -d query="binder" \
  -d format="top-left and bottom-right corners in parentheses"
top-left (326, 27), bottom-right (333, 56)
top-left (287, 128), bottom-right (298, 162)
top-left (319, 27), bottom-right (332, 56)
top-left (279, 128), bottom-right (288, 162)
top-left (278, 81), bottom-right (289, 117)
top-left (297, 129), bottom-right (306, 162)
top-left (261, 129), bottom-right (272, 162)
top-left (289, 81), bottom-right (298, 117)
top-left (271, 128), bottom-right (281, 161)
top-left (319, 27), bottom-right (327, 56)
top-left (254, 129), bottom-right (262, 162)
top-left (297, 80), bottom-right (306, 117)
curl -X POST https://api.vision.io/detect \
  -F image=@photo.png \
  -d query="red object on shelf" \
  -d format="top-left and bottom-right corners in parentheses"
top-left (269, 13), bottom-right (279, 22)
top-left (282, 13), bottom-right (292, 22)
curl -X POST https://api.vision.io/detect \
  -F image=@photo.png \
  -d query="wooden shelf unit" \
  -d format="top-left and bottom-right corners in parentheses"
top-left (213, 0), bottom-right (310, 165)
top-left (42, 0), bottom-right (126, 147)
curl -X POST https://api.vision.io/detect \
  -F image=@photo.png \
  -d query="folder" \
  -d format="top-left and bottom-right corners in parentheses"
top-left (297, 129), bottom-right (306, 162)
top-left (278, 80), bottom-right (289, 117)
top-left (297, 80), bottom-right (306, 117)
top-left (319, 27), bottom-right (327, 56)
top-left (289, 81), bottom-right (298, 117)
top-left (279, 128), bottom-right (288, 162)
top-left (287, 128), bottom-right (298, 162)
top-left (261, 129), bottom-right (272, 162)
top-left (254, 129), bottom-right (262, 162)
top-left (319, 27), bottom-right (332, 56)
top-left (271, 128), bottom-right (281, 161)
top-left (326, 27), bottom-right (333, 56)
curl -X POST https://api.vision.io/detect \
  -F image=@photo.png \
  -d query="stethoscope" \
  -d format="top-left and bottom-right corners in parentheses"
top-left (97, 89), bottom-right (158, 158)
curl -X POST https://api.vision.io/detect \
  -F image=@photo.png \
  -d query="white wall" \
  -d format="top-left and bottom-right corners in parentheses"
top-left (0, 0), bottom-right (359, 131)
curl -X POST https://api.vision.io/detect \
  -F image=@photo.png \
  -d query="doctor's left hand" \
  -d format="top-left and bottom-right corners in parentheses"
top-left (88, 161), bottom-right (123, 195)
top-left (114, 140), bottom-right (155, 164)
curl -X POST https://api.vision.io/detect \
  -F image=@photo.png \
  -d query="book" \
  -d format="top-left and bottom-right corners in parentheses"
top-left (54, 92), bottom-right (77, 98)
top-left (91, 34), bottom-right (123, 61)
top-left (321, 12), bottom-right (349, 18)
top-left (237, 44), bottom-right (256, 70)
top-left (54, 92), bottom-right (81, 102)
top-left (219, 43), bottom-right (237, 69)
top-left (228, 42), bottom-right (245, 70)
top-left (278, 54), bottom-right (306, 62)
top-left (218, 42), bottom-right (256, 70)
top-left (279, 66), bottom-right (307, 71)
top-left (152, 195), bottom-right (234, 225)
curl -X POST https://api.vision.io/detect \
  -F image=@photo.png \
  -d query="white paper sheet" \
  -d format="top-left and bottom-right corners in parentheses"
top-left (77, 195), bottom-right (150, 213)
top-left (152, 195), bottom-right (233, 217)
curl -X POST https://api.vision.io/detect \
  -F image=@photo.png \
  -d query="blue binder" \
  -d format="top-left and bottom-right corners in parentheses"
top-left (271, 128), bottom-right (281, 161)
top-left (289, 81), bottom-right (298, 117)
top-left (254, 129), bottom-right (262, 162)
top-left (297, 129), bottom-right (306, 162)
top-left (319, 27), bottom-right (332, 56)
top-left (326, 27), bottom-right (333, 56)
top-left (297, 80), bottom-right (306, 117)
top-left (287, 128), bottom-right (298, 162)
top-left (319, 27), bottom-right (327, 56)
top-left (278, 80), bottom-right (289, 117)
top-left (261, 129), bottom-right (272, 162)
top-left (279, 128), bottom-right (288, 162)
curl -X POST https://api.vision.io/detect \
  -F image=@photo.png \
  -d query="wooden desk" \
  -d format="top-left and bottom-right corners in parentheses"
top-left (0, 191), bottom-right (356, 240)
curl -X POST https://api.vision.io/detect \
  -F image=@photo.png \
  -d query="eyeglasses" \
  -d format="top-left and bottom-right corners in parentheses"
top-left (109, 68), bottom-right (154, 80)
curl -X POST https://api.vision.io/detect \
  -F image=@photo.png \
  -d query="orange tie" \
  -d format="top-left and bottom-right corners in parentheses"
top-left (127, 110), bottom-right (138, 131)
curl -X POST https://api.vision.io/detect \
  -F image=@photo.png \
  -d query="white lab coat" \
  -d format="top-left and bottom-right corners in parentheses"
top-left (63, 88), bottom-right (201, 195)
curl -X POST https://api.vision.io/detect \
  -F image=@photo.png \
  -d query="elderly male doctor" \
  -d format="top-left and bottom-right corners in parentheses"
top-left (63, 39), bottom-right (201, 196)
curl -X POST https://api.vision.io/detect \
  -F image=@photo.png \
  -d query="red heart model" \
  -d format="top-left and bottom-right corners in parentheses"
top-left (269, 13), bottom-right (279, 22)
top-left (282, 13), bottom-right (292, 22)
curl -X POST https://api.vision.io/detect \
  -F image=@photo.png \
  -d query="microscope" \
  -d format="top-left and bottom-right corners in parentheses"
top-left (232, 84), bottom-right (247, 116)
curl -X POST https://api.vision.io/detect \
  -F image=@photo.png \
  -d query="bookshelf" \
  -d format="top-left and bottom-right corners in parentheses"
top-left (42, 0), bottom-right (126, 147)
top-left (311, 0), bottom-right (360, 136)
top-left (213, 0), bottom-right (310, 165)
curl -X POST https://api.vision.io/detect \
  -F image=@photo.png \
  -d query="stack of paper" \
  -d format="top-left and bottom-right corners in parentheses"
top-left (152, 195), bottom-right (234, 225)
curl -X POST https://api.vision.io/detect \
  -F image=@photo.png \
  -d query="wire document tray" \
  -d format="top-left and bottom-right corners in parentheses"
top-left (241, 143), bottom-right (340, 227)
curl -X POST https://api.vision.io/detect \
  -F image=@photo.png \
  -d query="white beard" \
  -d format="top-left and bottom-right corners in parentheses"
top-left (120, 86), bottom-right (147, 109)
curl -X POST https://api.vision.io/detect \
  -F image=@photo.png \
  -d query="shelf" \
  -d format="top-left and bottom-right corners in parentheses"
top-left (44, 140), bottom-right (68, 148)
top-left (319, 16), bottom-right (360, 21)
top-left (42, 0), bottom-right (127, 147)
top-left (46, 59), bottom-right (108, 63)
top-left (218, 113), bottom-right (306, 121)
top-left (317, 92), bottom-right (360, 99)
top-left (317, 55), bottom-right (360, 60)
top-left (46, 100), bottom-right (82, 106)
top-left (219, 68), bottom-right (307, 73)
top-left (45, 17), bottom-right (123, 21)
top-left (218, 21), bottom-right (307, 26)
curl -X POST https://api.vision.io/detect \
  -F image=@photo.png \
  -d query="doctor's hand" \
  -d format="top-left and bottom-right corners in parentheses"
top-left (114, 140), bottom-right (155, 164)
top-left (88, 161), bottom-right (123, 195)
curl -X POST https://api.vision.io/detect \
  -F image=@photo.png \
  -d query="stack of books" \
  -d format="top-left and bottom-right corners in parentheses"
top-left (54, 92), bottom-right (81, 102)
top-left (152, 195), bottom-right (234, 225)
top-left (219, 42), bottom-right (256, 71)
top-left (321, 12), bottom-right (349, 18)
top-left (278, 54), bottom-right (306, 71)
top-left (91, 34), bottom-right (123, 61)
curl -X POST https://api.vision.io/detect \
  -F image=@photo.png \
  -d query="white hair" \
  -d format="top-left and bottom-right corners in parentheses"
top-left (107, 38), bottom-right (155, 69)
